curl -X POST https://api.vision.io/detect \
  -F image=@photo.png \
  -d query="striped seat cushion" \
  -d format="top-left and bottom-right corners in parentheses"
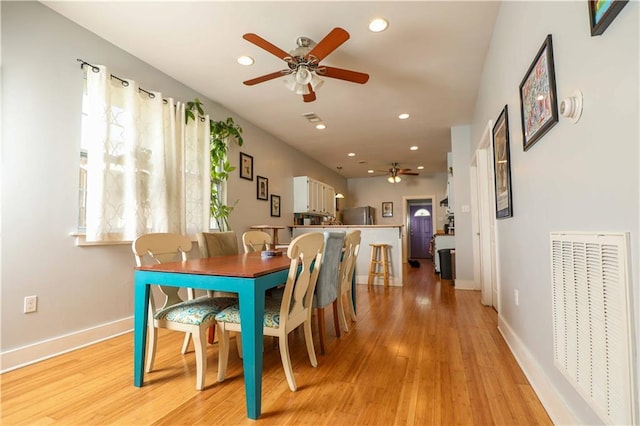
top-left (215, 297), bottom-right (283, 328)
top-left (154, 296), bottom-right (237, 325)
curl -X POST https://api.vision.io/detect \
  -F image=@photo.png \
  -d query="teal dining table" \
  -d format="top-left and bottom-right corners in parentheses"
top-left (133, 251), bottom-right (291, 419)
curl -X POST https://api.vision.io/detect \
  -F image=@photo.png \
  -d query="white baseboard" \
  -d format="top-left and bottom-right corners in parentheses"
top-left (355, 274), bottom-right (402, 286)
top-left (453, 279), bottom-right (477, 290)
top-left (1, 317), bottom-right (133, 373)
top-left (497, 315), bottom-right (579, 425)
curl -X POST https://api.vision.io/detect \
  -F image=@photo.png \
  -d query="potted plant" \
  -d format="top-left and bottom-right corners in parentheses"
top-left (186, 99), bottom-right (243, 231)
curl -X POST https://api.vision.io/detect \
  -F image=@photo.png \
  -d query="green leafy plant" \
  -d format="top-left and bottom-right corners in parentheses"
top-left (186, 99), bottom-right (243, 231)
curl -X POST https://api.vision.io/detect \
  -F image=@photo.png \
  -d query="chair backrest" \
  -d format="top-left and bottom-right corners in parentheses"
top-left (279, 232), bottom-right (324, 330)
top-left (132, 233), bottom-right (192, 309)
top-left (339, 230), bottom-right (361, 294)
top-left (313, 231), bottom-right (346, 308)
top-left (242, 230), bottom-right (272, 253)
top-left (197, 231), bottom-right (238, 258)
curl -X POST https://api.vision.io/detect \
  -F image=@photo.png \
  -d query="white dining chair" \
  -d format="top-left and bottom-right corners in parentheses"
top-left (215, 232), bottom-right (325, 391)
top-left (335, 230), bottom-right (361, 333)
top-left (242, 230), bottom-right (272, 253)
top-left (132, 232), bottom-right (236, 390)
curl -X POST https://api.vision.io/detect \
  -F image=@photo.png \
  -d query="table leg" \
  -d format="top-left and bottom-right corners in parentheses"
top-left (237, 285), bottom-right (266, 420)
top-left (133, 272), bottom-right (150, 387)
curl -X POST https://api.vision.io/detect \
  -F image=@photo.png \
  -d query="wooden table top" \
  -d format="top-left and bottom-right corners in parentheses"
top-left (135, 251), bottom-right (291, 278)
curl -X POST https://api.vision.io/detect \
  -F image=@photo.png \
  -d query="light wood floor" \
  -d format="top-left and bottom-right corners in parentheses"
top-left (1, 259), bottom-right (552, 425)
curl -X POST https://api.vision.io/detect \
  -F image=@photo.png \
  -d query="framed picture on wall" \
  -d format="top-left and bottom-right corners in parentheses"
top-left (239, 152), bottom-right (253, 181)
top-left (492, 105), bottom-right (513, 219)
top-left (382, 201), bottom-right (393, 217)
top-left (588, 0), bottom-right (629, 36)
top-left (519, 34), bottom-right (558, 151)
top-left (270, 194), bottom-right (280, 217)
top-left (257, 176), bottom-right (268, 200)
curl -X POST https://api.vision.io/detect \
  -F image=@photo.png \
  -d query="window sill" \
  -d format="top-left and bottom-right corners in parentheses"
top-left (70, 233), bottom-right (132, 247)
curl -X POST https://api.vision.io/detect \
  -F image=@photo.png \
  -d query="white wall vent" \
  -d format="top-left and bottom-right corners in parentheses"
top-left (550, 232), bottom-right (636, 425)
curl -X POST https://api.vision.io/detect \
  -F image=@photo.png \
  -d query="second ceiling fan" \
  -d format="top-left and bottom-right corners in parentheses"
top-left (242, 27), bottom-right (369, 102)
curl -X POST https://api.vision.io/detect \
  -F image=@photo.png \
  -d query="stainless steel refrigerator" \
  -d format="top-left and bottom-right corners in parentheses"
top-left (343, 206), bottom-right (375, 225)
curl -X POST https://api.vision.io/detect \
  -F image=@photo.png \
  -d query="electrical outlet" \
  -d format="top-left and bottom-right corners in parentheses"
top-left (24, 296), bottom-right (37, 313)
top-left (514, 290), bottom-right (519, 306)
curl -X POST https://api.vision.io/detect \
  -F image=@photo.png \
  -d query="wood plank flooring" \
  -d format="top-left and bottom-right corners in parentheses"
top-left (1, 259), bottom-right (552, 425)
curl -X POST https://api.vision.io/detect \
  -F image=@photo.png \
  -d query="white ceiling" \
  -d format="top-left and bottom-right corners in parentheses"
top-left (44, 1), bottom-right (500, 178)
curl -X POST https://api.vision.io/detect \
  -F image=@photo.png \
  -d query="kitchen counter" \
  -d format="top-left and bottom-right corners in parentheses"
top-left (290, 225), bottom-right (404, 286)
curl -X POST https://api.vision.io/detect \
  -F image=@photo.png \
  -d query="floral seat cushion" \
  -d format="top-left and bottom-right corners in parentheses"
top-left (215, 297), bottom-right (283, 328)
top-left (155, 296), bottom-right (237, 325)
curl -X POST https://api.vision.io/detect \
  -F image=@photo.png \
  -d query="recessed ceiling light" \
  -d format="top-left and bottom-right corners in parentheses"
top-left (398, 113), bottom-right (410, 120)
top-left (348, 153), bottom-right (356, 157)
top-left (368, 169), bottom-right (375, 174)
top-left (417, 166), bottom-right (425, 170)
top-left (369, 18), bottom-right (388, 32)
top-left (410, 146), bottom-right (419, 151)
top-left (316, 124), bottom-right (326, 130)
top-left (237, 55), bottom-right (254, 66)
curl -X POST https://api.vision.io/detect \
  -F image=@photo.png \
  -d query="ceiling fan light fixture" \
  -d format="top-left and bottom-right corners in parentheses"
top-left (387, 175), bottom-right (401, 183)
top-left (295, 66), bottom-right (313, 85)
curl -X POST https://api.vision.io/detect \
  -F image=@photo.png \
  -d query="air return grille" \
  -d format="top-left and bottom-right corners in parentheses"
top-left (550, 232), bottom-right (636, 425)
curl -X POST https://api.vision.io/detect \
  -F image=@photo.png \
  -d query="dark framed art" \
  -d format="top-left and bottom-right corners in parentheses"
top-left (239, 152), bottom-right (253, 181)
top-left (588, 0), bottom-right (629, 36)
top-left (382, 201), bottom-right (393, 217)
top-left (257, 176), bottom-right (268, 200)
top-left (493, 105), bottom-right (513, 219)
top-left (519, 34), bottom-right (558, 151)
top-left (270, 194), bottom-right (281, 217)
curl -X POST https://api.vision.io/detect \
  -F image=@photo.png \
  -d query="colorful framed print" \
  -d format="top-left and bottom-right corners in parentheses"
top-left (519, 34), bottom-right (558, 151)
top-left (589, 0), bottom-right (629, 36)
top-left (239, 152), bottom-right (253, 181)
top-left (493, 105), bottom-right (513, 219)
top-left (270, 194), bottom-right (281, 217)
top-left (382, 201), bottom-right (393, 217)
top-left (257, 176), bottom-right (268, 200)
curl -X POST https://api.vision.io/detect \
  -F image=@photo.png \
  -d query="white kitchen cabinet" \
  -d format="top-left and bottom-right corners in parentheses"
top-left (293, 176), bottom-right (336, 216)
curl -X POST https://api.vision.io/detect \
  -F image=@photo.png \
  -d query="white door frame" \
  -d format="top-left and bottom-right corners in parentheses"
top-left (470, 121), bottom-right (500, 310)
top-left (402, 194), bottom-right (437, 263)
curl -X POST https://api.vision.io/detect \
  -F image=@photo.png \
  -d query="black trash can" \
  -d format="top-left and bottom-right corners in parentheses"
top-left (439, 249), bottom-right (453, 280)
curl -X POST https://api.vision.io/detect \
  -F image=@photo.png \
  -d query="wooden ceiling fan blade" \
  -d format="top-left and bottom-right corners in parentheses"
top-left (243, 33), bottom-right (290, 60)
top-left (303, 85), bottom-right (316, 102)
top-left (307, 27), bottom-right (350, 61)
top-left (399, 171), bottom-right (419, 176)
top-left (243, 70), bottom-right (287, 86)
top-left (321, 66), bottom-right (369, 84)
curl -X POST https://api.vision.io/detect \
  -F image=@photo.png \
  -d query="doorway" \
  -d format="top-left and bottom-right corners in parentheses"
top-left (409, 205), bottom-right (433, 258)
top-left (402, 195), bottom-right (437, 263)
top-left (470, 122), bottom-right (500, 311)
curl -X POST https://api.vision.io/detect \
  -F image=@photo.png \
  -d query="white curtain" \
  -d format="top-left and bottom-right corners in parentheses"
top-left (83, 66), bottom-right (210, 241)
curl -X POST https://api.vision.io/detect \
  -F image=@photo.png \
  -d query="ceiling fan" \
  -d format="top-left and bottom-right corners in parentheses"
top-left (242, 27), bottom-right (370, 102)
top-left (385, 162), bottom-right (419, 183)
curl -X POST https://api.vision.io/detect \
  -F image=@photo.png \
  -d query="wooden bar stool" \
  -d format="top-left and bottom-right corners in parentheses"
top-left (368, 243), bottom-right (391, 287)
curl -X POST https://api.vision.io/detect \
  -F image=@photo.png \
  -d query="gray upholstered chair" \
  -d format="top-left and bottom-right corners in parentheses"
top-left (196, 231), bottom-right (241, 346)
top-left (312, 231), bottom-right (346, 354)
top-left (197, 231), bottom-right (239, 257)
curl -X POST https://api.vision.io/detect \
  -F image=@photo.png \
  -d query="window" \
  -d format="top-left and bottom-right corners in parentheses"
top-left (79, 64), bottom-right (210, 242)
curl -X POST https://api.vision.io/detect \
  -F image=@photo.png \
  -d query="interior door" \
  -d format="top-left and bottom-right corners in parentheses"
top-left (409, 205), bottom-right (432, 258)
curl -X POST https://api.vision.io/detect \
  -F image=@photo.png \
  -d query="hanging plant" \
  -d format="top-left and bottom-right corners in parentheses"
top-left (186, 99), bottom-right (243, 231)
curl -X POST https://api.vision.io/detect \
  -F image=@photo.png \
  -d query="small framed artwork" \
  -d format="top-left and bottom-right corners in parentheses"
top-left (588, 0), bottom-right (629, 36)
top-left (257, 176), bottom-right (268, 200)
top-left (239, 152), bottom-right (253, 181)
top-left (382, 201), bottom-right (393, 217)
top-left (519, 34), bottom-right (558, 151)
top-left (270, 194), bottom-right (281, 217)
top-left (493, 105), bottom-right (513, 219)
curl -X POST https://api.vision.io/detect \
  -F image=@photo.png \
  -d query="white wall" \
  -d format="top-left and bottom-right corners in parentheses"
top-left (470, 1), bottom-right (639, 424)
top-left (347, 174), bottom-right (448, 228)
top-left (0, 2), bottom-right (345, 365)
top-left (450, 126), bottom-right (474, 288)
